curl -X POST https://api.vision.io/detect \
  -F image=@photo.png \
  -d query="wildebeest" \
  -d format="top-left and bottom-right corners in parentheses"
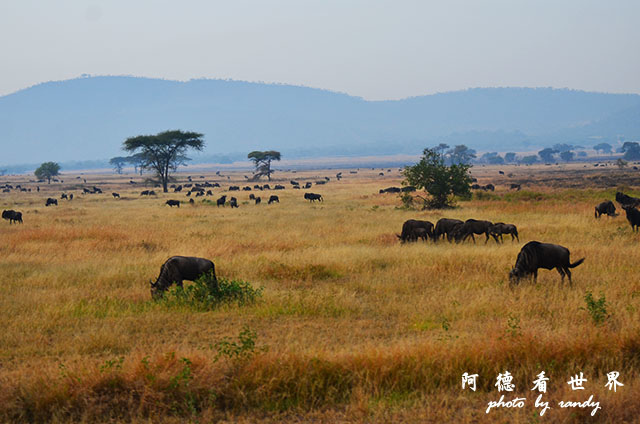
top-left (510, 183), bottom-right (521, 191)
top-left (452, 219), bottom-right (499, 244)
top-left (304, 193), bottom-right (323, 202)
top-left (189, 198), bottom-right (194, 204)
top-left (484, 184), bottom-right (495, 191)
top-left (229, 197), bottom-right (238, 208)
top-left (397, 219), bottom-right (435, 243)
top-left (216, 195), bottom-right (227, 207)
top-left (401, 186), bottom-right (416, 193)
top-left (112, 192), bottom-right (120, 199)
top-left (622, 205), bottom-right (640, 232)
top-left (304, 182), bottom-right (312, 189)
top-left (60, 193), bottom-right (68, 200)
top-left (263, 184), bottom-right (271, 190)
top-left (616, 192), bottom-right (640, 208)
top-left (2, 210), bottom-right (22, 224)
top-left (594, 201), bottom-right (617, 218)
top-left (290, 180), bottom-right (299, 186)
top-left (434, 218), bottom-right (464, 242)
top-left (229, 186), bottom-right (240, 191)
top-left (174, 185), bottom-right (183, 192)
top-left (379, 187), bottom-right (401, 194)
top-left (255, 196), bottom-right (261, 205)
top-left (243, 186), bottom-right (252, 191)
top-left (140, 190), bottom-right (150, 196)
top-left (268, 195), bottom-right (279, 204)
top-left (69, 193), bottom-right (73, 201)
top-left (150, 256), bottom-right (217, 299)
top-left (489, 222), bottom-right (519, 242)
top-left (249, 194), bottom-right (255, 200)
top-left (509, 241), bottom-right (584, 285)
top-left (45, 198), bottom-right (58, 206)
top-left (166, 200), bottom-right (180, 208)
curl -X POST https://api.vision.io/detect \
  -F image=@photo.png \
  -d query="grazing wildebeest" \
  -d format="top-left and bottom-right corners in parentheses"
top-left (45, 198), bottom-right (58, 206)
top-left (189, 198), bottom-right (194, 204)
top-left (379, 187), bottom-right (401, 194)
top-left (166, 200), bottom-right (180, 208)
top-left (83, 188), bottom-right (92, 194)
top-left (112, 192), bottom-right (120, 199)
top-left (150, 256), bottom-right (217, 299)
top-left (2, 210), bottom-right (22, 224)
top-left (304, 193), bottom-right (323, 202)
top-left (61, 193), bottom-right (68, 200)
top-left (174, 185), bottom-right (183, 192)
top-left (140, 190), bottom-right (150, 196)
top-left (268, 195), bottom-right (279, 204)
top-left (489, 222), bottom-right (519, 242)
top-left (594, 201), bottom-right (617, 218)
top-left (69, 194), bottom-right (73, 200)
top-left (263, 184), bottom-right (271, 190)
top-left (216, 195), bottom-right (227, 207)
top-left (195, 191), bottom-right (204, 197)
top-left (509, 241), bottom-right (584, 285)
top-left (229, 186), bottom-right (240, 191)
top-left (397, 219), bottom-right (435, 243)
top-left (401, 186), bottom-right (416, 193)
top-left (616, 192), bottom-right (640, 208)
top-left (434, 218), bottom-right (464, 242)
top-left (452, 219), bottom-right (499, 244)
top-left (499, 170), bottom-right (505, 175)
top-left (255, 196), bottom-right (261, 205)
top-left (622, 205), bottom-right (640, 232)
top-left (484, 184), bottom-right (495, 191)
top-left (290, 180), bottom-right (299, 186)
top-left (229, 197), bottom-right (238, 208)
top-left (304, 182), bottom-right (312, 189)
top-left (274, 185), bottom-right (285, 190)
top-left (249, 194), bottom-right (255, 200)
top-left (243, 186), bottom-right (252, 191)
top-left (510, 184), bottom-right (521, 191)
top-left (149, 190), bottom-right (157, 196)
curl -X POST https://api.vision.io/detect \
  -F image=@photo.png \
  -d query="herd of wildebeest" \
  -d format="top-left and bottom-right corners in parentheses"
top-left (2, 173), bottom-right (640, 296)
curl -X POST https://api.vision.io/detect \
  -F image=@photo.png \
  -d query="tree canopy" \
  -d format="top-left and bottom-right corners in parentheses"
top-left (122, 130), bottom-right (205, 192)
top-left (621, 142), bottom-right (640, 161)
top-left (593, 143), bottom-right (613, 154)
top-left (403, 147), bottom-right (472, 209)
top-left (109, 156), bottom-right (128, 174)
top-left (538, 148), bottom-right (558, 163)
top-left (248, 150), bottom-right (281, 181)
top-left (34, 162), bottom-right (61, 183)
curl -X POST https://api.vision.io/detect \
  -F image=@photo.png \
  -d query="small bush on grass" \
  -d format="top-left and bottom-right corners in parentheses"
top-left (160, 271), bottom-right (263, 310)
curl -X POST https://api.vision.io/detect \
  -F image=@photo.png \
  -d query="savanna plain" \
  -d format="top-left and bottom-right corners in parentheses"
top-left (1, 164), bottom-right (640, 423)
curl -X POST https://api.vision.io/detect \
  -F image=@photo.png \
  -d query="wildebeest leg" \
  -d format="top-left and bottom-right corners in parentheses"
top-left (533, 270), bottom-right (538, 283)
top-left (176, 280), bottom-right (184, 288)
top-left (557, 267), bottom-right (565, 282)
top-left (565, 268), bottom-right (572, 285)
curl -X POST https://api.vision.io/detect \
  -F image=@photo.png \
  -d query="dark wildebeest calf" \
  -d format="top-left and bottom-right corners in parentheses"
top-left (622, 205), bottom-right (640, 232)
top-left (594, 201), bottom-right (617, 218)
top-left (453, 219), bottom-right (499, 244)
top-left (2, 210), bottom-right (22, 224)
top-left (112, 192), bottom-right (120, 199)
top-left (397, 219), bottom-right (435, 243)
top-left (509, 241), bottom-right (584, 286)
top-left (268, 195), bottom-right (279, 204)
top-left (45, 198), bottom-right (58, 206)
top-left (165, 200), bottom-right (180, 208)
top-left (229, 197), bottom-right (238, 208)
top-left (489, 222), bottom-right (519, 242)
top-left (216, 195), bottom-right (227, 207)
top-left (150, 256), bottom-right (217, 299)
top-left (434, 218), bottom-right (463, 242)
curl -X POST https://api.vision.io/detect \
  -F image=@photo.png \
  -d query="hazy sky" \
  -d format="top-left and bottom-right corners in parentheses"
top-left (1, 0), bottom-right (639, 100)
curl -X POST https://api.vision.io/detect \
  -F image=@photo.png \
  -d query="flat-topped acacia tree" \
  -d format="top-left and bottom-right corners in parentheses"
top-left (123, 130), bottom-right (205, 192)
top-left (248, 150), bottom-right (281, 181)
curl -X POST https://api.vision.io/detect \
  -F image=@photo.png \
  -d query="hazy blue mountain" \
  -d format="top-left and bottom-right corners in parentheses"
top-left (1, 76), bottom-right (639, 166)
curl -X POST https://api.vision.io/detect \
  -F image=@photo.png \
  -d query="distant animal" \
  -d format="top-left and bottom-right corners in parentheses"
top-left (195, 191), bottom-right (204, 197)
top-left (268, 195), bottom-right (279, 204)
top-left (290, 180), bottom-right (299, 185)
top-left (499, 170), bottom-right (505, 175)
top-left (112, 192), bottom-right (120, 199)
top-left (206, 190), bottom-right (213, 196)
top-left (255, 196), bottom-right (261, 205)
top-left (622, 205), bottom-right (640, 232)
top-left (2, 210), bottom-right (22, 224)
top-left (263, 184), bottom-right (271, 190)
top-left (148, 190), bottom-right (156, 196)
top-left (69, 194), bottom-right (73, 200)
top-left (150, 256), bottom-right (217, 299)
top-left (509, 241), bottom-right (584, 285)
top-left (274, 185), bottom-right (285, 190)
top-left (229, 186), bottom-right (240, 191)
top-left (401, 186), bottom-right (416, 193)
top-left (216, 195), bottom-right (227, 207)
top-left (489, 222), bottom-right (519, 242)
top-left (304, 182), bottom-right (312, 189)
top-left (165, 200), bottom-right (180, 208)
top-left (379, 187), bottom-right (401, 194)
top-left (510, 184), bottom-right (521, 191)
top-left (174, 185), bottom-right (183, 192)
top-left (189, 198), bottom-right (194, 204)
top-left (61, 193), bottom-right (68, 200)
top-left (616, 192), bottom-right (640, 208)
top-left (315, 180), bottom-right (327, 185)
top-left (140, 190), bottom-right (150, 196)
top-left (249, 193), bottom-right (255, 200)
top-left (452, 219), bottom-right (499, 244)
top-left (45, 198), bottom-right (58, 206)
top-left (471, 184), bottom-right (481, 190)
top-left (484, 184), bottom-right (495, 191)
top-left (434, 218), bottom-right (464, 242)
top-left (594, 201), bottom-right (617, 218)
top-left (229, 197), bottom-right (238, 208)
top-left (304, 193), bottom-right (323, 202)
top-left (397, 219), bottom-right (435, 243)
top-left (293, 185), bottom-right (300, 189)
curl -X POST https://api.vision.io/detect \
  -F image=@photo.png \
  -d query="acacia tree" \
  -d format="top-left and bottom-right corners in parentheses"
top-left (123, 130), bottom-right (205, 192)
top-left (403, 148), bottom-right (472, 209)
top-left (35, 161), bottom-right (61, 183)
top-left (248, 150), bottom-right (281, 181)
top-left (109, 156), bottom-right (128, 174)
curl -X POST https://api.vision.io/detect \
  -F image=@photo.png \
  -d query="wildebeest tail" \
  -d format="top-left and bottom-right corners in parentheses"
top-left (569, 258), bottom-right (585, 268)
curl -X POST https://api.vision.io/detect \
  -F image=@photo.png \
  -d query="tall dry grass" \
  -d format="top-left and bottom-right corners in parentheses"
top-left (1, 166), bottom-right (639, 422)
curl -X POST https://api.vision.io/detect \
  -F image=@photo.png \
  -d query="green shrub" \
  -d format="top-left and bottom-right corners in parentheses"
top-left (582, 291), bottom-right (609, 325)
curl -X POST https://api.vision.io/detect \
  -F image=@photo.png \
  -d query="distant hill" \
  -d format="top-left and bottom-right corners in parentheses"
top-left (1, 76), bottom-right (640, 166)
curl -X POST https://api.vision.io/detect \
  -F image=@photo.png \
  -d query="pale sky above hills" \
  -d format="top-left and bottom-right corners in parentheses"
top-left (1, 0), bottom-right (639, 100)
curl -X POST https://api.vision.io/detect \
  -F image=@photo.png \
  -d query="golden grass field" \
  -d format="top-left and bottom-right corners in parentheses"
top-left (1, 163), bottom-right (640, 423)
